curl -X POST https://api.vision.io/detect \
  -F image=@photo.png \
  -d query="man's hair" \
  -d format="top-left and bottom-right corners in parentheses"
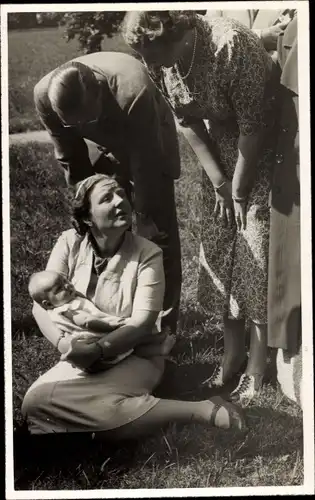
top-left (47, 61), bottom-right (98, 120)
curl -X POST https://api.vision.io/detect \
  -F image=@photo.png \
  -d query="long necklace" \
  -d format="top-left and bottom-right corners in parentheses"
top-left (178, 27), bottom-right (197, 80)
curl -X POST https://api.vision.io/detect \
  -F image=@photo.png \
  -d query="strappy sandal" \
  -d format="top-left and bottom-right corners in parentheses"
top-left (208, 395), bottom-right (247, 431)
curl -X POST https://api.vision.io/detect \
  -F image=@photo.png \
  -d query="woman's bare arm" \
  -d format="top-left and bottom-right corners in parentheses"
top-left (95, 309), bottom-right (159, 356)
top-left (178, 120), bottom-right (226, 186)
top-left (62, 309), bottom-right (160, 369)
top-left (232, 131), bottom-right (265, 198)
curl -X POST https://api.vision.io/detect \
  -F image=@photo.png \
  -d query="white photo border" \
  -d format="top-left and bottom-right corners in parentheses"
top-left (2, 1), bottom-right (313, 498)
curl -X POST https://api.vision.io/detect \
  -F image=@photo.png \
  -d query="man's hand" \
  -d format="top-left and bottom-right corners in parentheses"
top-left (136, 214), bottom-right (167, 241)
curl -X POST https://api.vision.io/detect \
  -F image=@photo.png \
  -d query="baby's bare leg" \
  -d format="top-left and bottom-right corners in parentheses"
top-left (86, 316), bottom-right (126, 333)
top-left (135, 334), bottom-right (176, 357)
top-left (73, 312), bottom-right (126, 333)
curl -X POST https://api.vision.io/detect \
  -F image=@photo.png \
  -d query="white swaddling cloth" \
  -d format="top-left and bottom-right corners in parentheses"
top-left (48, 295), bottom-right (133, 364)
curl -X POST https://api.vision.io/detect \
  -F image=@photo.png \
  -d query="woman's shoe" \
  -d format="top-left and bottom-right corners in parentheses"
top-left (229, 373), bottom-right (264, 403)
top-left (202, 357), bottom-right (247, 389)
top-left (208, 395), bottom-right (247, 431)
top-left (202, 364), bottom-right (224, 388)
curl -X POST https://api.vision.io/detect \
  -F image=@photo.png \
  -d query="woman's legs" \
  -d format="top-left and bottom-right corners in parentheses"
top-left (222, 316), bottom-right (247, 377)
top-left (21, 358), bottom-right (246, 442)
top-left (20, 395), bottom-right (246, 449)
top-left (246, 322), bottom-right (268, 376)
top-left (205, 317), bottom-right (247, 388)
top-left (230, 322), bottom-right (267, 402)
top-left (98, 397), bottom-right (246, 441)
top-left (22, 356), bottom-right (166, 435)
top-left (206, 318), bottom-right (269, 396)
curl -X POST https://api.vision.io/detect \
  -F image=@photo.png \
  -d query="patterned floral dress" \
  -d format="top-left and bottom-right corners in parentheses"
top-left (151, 16), bottom-right (282, 324)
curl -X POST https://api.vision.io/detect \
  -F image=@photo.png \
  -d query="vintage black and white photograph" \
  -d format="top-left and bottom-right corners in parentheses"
top-left (2, 1), bottom-right (313, 497)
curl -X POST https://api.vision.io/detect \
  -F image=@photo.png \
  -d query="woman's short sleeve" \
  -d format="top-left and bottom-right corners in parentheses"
top-left (132, 242), bottom-right (165, 313)
top-left (225, 27), bottom-right (272, 135)
top-left (46, 232), bottom-right (70, 276)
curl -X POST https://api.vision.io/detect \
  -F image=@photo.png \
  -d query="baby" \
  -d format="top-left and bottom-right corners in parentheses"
top-left (28, 270), bottom-right (175, 371)
top-left (28, 270), bottom-right (133, 367)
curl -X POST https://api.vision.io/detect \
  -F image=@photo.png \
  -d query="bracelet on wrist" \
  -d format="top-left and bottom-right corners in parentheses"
top-left (94, 340), bottom-right (111, 362)
top-left (213, 180), bottom-right (227, 191)
top-left (232, 195), bottom-right (248, 203)
top-left (94, 341), bottom-right (105, 360)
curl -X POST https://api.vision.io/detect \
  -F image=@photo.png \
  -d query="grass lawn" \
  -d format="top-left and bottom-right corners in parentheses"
top-left (10, 136), bottom-right (303, 490)
top-left (8, 27), bottom-right (134, 133)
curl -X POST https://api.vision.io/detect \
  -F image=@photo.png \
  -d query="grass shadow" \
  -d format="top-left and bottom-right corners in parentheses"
top-left (14, 432), bottom-right (139, 490)
top-left (13, 391), bottom-right (303, 490)
top-left (243, 405), bottom-right (303, 458)
top-left (11, 316), bottom-right (40, 339)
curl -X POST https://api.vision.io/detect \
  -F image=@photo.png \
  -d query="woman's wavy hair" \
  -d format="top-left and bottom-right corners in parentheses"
top-left (122, 10), bottom-right (198, 49)
top-left (71, 173), bottom-right (121, 236)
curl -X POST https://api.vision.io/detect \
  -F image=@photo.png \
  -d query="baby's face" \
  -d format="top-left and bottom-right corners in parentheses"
top-left (44, 274), bottom-right (76, 308)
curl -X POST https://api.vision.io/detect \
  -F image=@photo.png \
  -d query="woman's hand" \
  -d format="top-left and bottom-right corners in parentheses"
top-left (260, 19), bottom-right (291, 52)
top-left (233, 198), bottom-right (248, 231)
top-left (213, 181), bottom-right (234, 228)
top-left (60, 336), bottom-right (101, 370)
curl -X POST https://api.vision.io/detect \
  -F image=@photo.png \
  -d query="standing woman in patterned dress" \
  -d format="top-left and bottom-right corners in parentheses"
top-left (123, 10), bottom-right (282, 402)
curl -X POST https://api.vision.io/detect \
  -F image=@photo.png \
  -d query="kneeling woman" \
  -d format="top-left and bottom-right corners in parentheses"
top-left (22, 174), bottom-right (245, 438)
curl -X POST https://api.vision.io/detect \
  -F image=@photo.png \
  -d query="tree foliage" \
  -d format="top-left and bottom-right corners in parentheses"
top-left (62, 12), bottom-right (126, 53)
top-left (8, 11), bottom-right (126, 53)
top-left (8, 13), bottom-right (38, 30)
top-left (36, 12), bottom-right (65, 27)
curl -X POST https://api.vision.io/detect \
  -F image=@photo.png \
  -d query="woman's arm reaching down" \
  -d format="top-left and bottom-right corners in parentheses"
top-left (179, 119), bottom-right (234, 227)
top-left (226, 27), bottom-right (273, 230)
top-left (232, 131), bottom-right (265, 231)
top-left (178, 119), bottom-right (226, 188)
